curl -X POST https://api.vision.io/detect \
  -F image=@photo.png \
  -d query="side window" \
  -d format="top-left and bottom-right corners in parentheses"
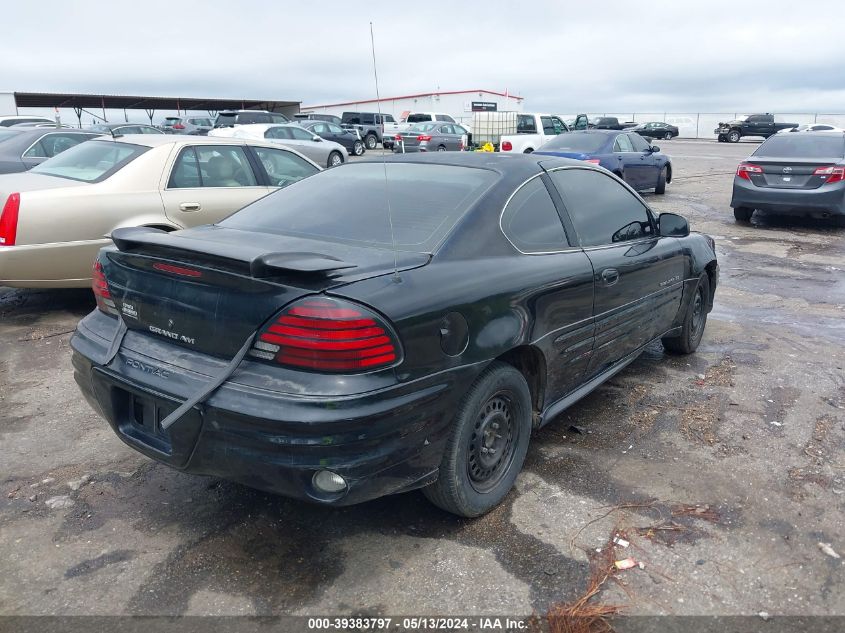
top-left (383, 115), bottom-right (395, 123)
top-left (33, 133), bottom-right (89, 157)
top-left (170, 146), bottom-right (258, 188)
top-left (540, 116), bottom-right (556, 134)
top-left (168, 147), bottom-right (202, 188)
top-left (23, 139), bottom-right (49, 158)
top-left (252, 146), bottom-right (319, 188)
top-left (628, 133), bottom-right (650, 152)
top-left (550, 169), bottom-right (653, 247)
top-left (344, 114), bottom-right (361, 125)
top-left (551, 117), bottom-right (566, 133)
top-left (289, 126), bottom-right (315, 140)
top-left (269, 113), bottom-right (288, 124)
top-left (311, 123), bottom-right (329, 134)
top-left (265, 127), bottom-right (292, 139)
top-left (501, 177), bottom-right (568, 253)
top-left (407, 114), bottom-right (430, 123)
top-left (328, 123), bottom-right (345, 134)
top-left (517, 115), bottom-right (537, 133)
top-left (613, 134), bottom-right (634, 152)
top-left (439, 124), bottom-right (454, 134)
top-left (360, 113), bottom-right (375, 125)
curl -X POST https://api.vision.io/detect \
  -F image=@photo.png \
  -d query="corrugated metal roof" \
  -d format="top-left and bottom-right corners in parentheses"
top-left (13, 92), bottom-right (300, 113)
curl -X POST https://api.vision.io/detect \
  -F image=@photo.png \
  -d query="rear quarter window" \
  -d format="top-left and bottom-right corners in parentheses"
top-left (501, 177), bottom-right (568, 253)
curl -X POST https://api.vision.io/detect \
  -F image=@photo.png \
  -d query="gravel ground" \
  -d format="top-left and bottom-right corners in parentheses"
top-left (1, 140), bottom-right (843, 626)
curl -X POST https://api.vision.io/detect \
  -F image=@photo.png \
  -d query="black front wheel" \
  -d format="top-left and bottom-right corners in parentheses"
top-left (662, 273), bottom-right (710, 354)
top-left (664, 131), bottom-right (673, 140)
top-left (423, 361), bottom-right (532, 517)
top-left (728, 130), bottom-right (741, 143)
top-left (352, 140), bottom-right (365, 156)
top-left (655, 167), bottom-right (667, 194)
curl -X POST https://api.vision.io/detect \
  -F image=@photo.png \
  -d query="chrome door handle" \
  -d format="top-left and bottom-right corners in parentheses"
top-left (179, 202), bottom-right (201, 211)
top-left (601, 268), bottom-right (620, 286)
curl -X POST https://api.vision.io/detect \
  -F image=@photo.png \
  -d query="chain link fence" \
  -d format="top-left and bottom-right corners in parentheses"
top-left (557, 113), bottom-right (845, 139)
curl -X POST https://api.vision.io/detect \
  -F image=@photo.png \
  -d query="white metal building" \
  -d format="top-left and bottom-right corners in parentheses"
top-left (302, 89), bottom-right (525, 126)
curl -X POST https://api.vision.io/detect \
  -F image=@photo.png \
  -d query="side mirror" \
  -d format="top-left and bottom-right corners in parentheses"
top-left (312, 135), bottom-right (322, 142)
top-left (658, 213), bottom-right (689, 237)
top-left (649, 145), bottom-right (660, 153)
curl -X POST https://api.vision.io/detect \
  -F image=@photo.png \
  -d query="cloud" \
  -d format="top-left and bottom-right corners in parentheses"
top-left (1, 0), bottom-right (842, 120)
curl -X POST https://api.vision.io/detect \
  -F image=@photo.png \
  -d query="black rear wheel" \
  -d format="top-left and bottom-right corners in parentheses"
top-left (423, 361), bottom-right (531, 517)
top-left (734, 207), bottom-right (754, 222)
top-left (664, 131), bottom-right (673, 140)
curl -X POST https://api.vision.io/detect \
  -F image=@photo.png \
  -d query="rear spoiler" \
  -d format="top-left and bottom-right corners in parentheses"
top-left (110, 226), bottom-right (357, 278)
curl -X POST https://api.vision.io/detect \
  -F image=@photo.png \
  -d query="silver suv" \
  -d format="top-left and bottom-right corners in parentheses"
top-left (160, 116), bottom-right (214, 135)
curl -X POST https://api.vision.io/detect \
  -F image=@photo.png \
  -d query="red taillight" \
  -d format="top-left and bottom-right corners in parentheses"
top-left (813, 165), bottom-right (845, 184)
top-left (584, 159), bottom-right (601, 165)
top-left (417, 135), bottom-right (432, 142)
top-left (0, 193), bottom-right (20, 246)
top-left (736, 162), bottom-right (762, 180)
top-left (173, 123), bottom-right (185, 129)
top-left (249, 297), bottom-right (401, 373)
top-left (394, 134), bottom-right (402, 141)
top-left (501, 141), bottom-right (513, 151)
top-left (92, 260), bottom-right (118, 315)
top-left (152, 262), bottom-right (203, 277)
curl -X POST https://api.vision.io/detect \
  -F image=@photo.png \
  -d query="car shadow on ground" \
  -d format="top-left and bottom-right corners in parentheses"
top-left (749, 212), bottom-right (844, 232)
top-left (0, 287), bottom-right (94, 324)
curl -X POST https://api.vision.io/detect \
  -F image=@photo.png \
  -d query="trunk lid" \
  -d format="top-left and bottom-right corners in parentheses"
top-left (102, 225), bottom-right (429, 358)
top-left (0, 171), bottom-right (88, 202)
top-left (747, 157), bottom-right (840, 190)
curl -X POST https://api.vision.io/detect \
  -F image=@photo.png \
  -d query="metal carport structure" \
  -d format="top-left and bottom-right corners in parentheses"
top-left (10, 92), bottom-right (301, 127)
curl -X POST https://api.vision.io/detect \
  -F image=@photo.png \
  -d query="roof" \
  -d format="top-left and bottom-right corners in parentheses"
top-left (89, 134), bottom-right (281, 148)
top-left (304, 89), bottom-right (524, 110)
top-left (11, 92), bottom-right (300, 113)
top-left (360, 150), bottom-right (585, 174)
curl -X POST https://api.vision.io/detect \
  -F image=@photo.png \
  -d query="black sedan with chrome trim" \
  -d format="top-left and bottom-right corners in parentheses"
top-left (71, 153), bottom-right (717, 517)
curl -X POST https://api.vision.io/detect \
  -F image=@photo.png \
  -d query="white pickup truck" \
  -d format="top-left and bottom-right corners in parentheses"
top-left (497, 113), bottom-right (589, 153)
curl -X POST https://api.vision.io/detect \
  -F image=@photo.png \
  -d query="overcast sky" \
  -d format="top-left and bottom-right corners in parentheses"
top-left (2, 0), bottom-right (844, 119)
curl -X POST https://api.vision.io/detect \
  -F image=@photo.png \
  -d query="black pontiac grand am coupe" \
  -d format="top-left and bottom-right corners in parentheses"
top-left (71, 153), bottom-right (718, 517)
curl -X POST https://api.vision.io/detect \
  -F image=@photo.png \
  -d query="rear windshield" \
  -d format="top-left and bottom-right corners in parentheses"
top-left (753, 135), bottom-right (845, 159)
top-left (31, 140), bottom-right (148, 182)
top-left (540, 133), bottom-right (607, 153)
top-left (164, 118), bottom-right (181, 123)
top-left (410, 123), bottom-right (437, 133)
top-left (221, 163), bottom-right (497, 252)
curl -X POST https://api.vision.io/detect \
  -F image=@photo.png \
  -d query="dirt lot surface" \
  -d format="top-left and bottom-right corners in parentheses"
top-left (1, 140), bottom-right (843, 627)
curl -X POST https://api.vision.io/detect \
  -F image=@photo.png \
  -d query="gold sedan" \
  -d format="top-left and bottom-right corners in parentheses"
top-left (0, 134), bottom-right (320, 288)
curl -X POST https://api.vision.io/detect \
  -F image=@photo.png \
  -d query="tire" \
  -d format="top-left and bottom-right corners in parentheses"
top-left (728, 130), bottom-right (741, 143)
top-left (327, 151), bottom-right (343, 168)
top-left (352, 140), bottom-right (364, 156)
top-left (734, 207), bottom-right (754, 223)
top-left (437, 145), bottom-right (447, 152)
top-left (664, 131), bottom-right (673, 140)
top-left (423, 361), bottom-right (532, 517)
top-left (365, 134), bottom-right (378, 150)
top-left (655, 167), bottom-right (667, 194)
top-left (717, 135), bottom-right (726, 143)
top-left (662, 273), bottom-right (710, 355)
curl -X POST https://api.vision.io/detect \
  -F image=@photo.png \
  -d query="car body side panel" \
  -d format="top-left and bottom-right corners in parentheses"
top-left (581, 237), bottom-right (686, 378)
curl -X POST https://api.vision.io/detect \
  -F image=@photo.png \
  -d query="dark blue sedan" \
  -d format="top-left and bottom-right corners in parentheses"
top-left (534, 130), bottom-right (672, 194)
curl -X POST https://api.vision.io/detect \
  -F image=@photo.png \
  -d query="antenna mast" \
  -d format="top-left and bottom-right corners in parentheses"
top-left (370, 21), bottom-right (400, 282)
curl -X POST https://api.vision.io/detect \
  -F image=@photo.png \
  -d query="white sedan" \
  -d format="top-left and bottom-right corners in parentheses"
top-left (209, 124), bottom-right (349, 168)
top-left (777, 123), bottom-right (844, 134)
top-left (0, 135), bottom-right (320, 288)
